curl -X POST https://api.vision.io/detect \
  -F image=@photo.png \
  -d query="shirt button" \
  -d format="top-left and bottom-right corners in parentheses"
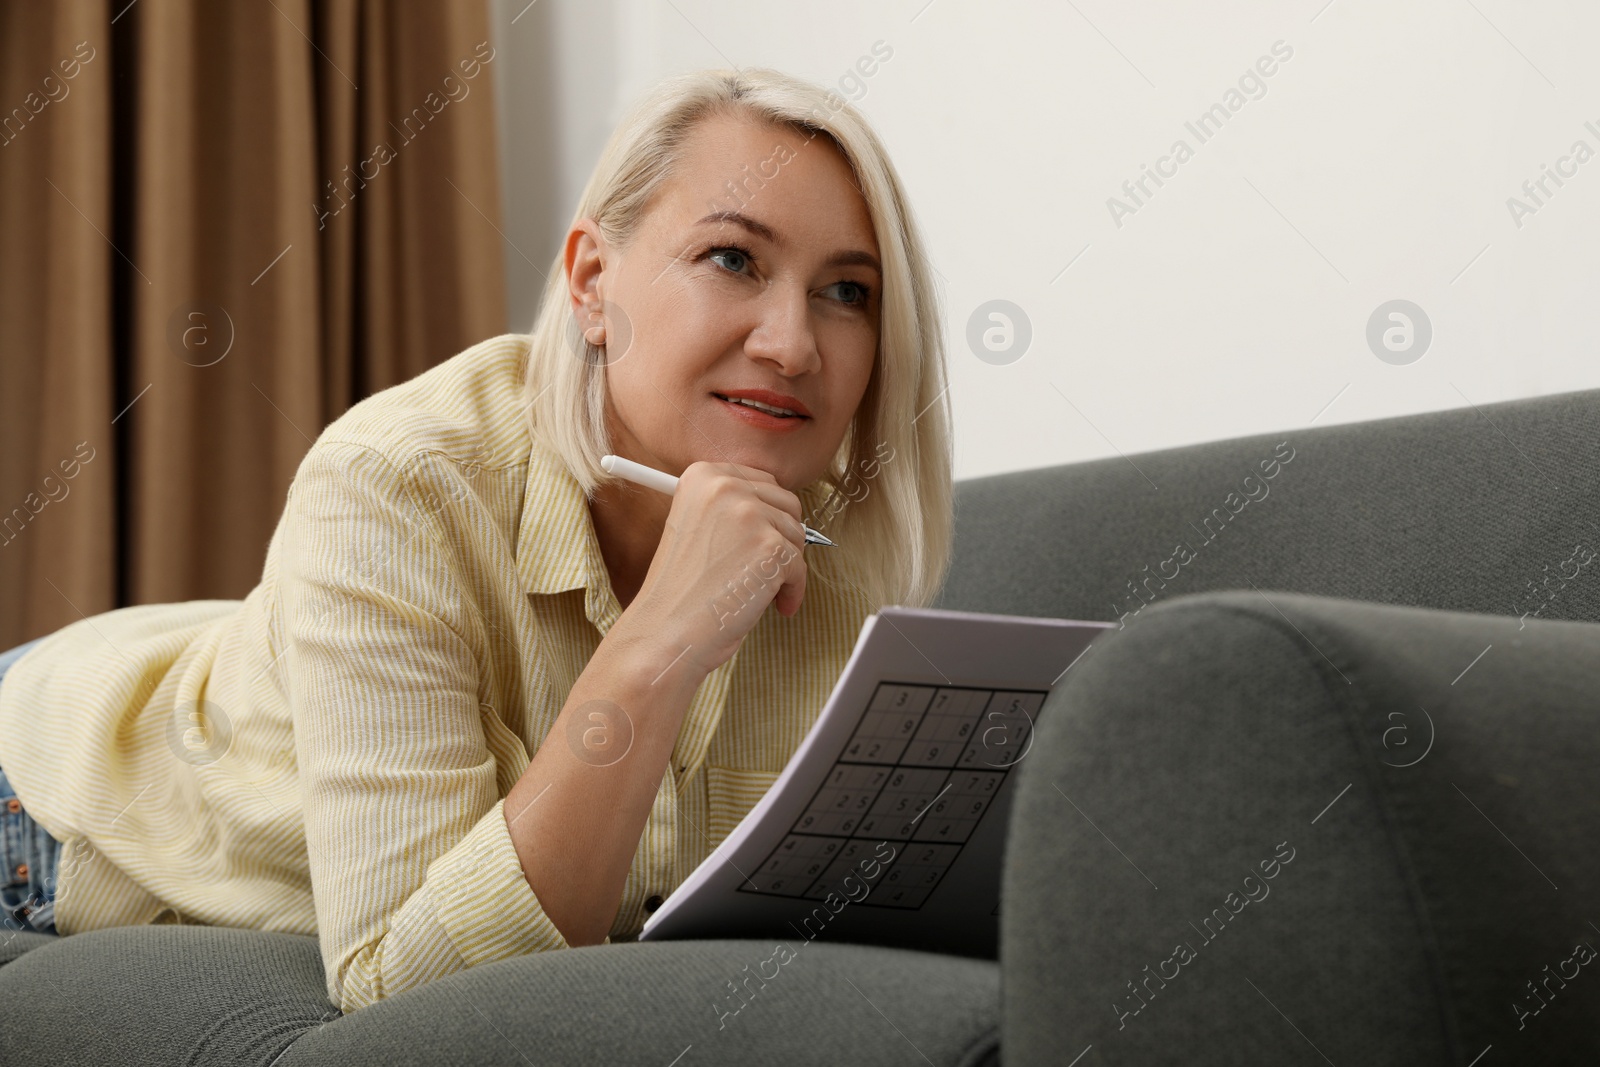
top-left (5, 798), bottom-right (20, 814)
top-left (15, 863), bottom-right (28, 880)
top-left (644, 894), bottom-right (663, 913)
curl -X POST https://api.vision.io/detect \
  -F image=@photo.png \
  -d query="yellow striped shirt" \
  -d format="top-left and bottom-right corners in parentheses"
top-left (0, 333), bottom-right (874, 1013)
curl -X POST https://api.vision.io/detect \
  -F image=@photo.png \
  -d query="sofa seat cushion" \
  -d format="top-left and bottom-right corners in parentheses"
top-left (0, 928), bottom-right (58, 967)
top-left (0, 925), bottom-right (999, 1066)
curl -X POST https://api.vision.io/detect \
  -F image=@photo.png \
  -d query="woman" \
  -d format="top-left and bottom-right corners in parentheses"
top-left (0, 67), bottom-right (952, 1013)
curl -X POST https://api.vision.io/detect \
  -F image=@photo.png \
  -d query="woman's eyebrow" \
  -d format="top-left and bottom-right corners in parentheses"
top-left (694, 210), bottom-right (881, 274)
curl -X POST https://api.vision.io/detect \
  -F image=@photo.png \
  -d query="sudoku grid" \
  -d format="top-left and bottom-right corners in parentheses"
top-left (737, 682), bottom-right (1046, 910)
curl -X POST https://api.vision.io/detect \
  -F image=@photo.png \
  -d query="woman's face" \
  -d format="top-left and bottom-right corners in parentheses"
top-left (566, 112), bottom-right (881, 493)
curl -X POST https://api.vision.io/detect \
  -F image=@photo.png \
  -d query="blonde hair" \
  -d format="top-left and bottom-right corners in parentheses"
top-left (520, 67), bottom-right (952, 611)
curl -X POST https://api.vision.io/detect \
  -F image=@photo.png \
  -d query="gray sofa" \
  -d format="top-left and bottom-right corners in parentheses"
top-left (3, 386), bottom-right (1597, 1065)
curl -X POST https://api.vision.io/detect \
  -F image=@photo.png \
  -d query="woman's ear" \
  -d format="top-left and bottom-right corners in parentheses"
top-left (565, 218), bottom-right (608, 326)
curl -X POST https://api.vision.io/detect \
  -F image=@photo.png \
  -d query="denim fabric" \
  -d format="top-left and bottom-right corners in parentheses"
top-left (0, 636), bottom-right (62, 936)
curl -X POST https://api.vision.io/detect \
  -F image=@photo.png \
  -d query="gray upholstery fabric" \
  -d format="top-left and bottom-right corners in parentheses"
top-left (0, 928), bottom-right (56, 967)
top-left (0, 926), bottom-right (999, 1066)
top-left (933, 385), bottom-right (1600, 1063)
top-left (0, 927), bottom-right (335, 1063)
top-left (999, 592), bottom-right (1600, 1064)
top-left (933, 386), bottom-right (1600, 626)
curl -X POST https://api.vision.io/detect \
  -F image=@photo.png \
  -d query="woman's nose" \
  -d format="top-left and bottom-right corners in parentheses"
top-left (744, 287), bottom-right (821, 375)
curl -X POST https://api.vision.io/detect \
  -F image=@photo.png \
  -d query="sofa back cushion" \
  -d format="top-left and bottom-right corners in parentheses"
top-left (934, 387), bottom-right (1600, 626)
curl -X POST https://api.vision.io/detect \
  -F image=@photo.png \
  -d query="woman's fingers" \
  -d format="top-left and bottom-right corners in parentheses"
top-left (678, 460), bottom-right (800, 524)
top-left (771, 543), bottom-right (806, 617)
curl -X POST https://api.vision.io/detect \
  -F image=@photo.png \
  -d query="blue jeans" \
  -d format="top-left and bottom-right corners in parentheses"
top-left (0, 636), bottom-right (62, 935)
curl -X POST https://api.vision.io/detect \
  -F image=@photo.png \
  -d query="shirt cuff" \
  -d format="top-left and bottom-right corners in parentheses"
top-left (426, 796), bottom-right (574, 965)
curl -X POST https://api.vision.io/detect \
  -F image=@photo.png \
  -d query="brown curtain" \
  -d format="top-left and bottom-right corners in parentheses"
top-left (0, 0), bottom-right (508, 649)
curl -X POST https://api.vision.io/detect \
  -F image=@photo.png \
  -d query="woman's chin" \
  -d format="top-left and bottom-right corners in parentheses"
top-left (678, 440), bottom-right (825, 493)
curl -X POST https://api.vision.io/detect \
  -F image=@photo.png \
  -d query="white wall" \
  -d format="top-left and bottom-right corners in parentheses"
top-left (489, 0), bottom-right (1600, 481)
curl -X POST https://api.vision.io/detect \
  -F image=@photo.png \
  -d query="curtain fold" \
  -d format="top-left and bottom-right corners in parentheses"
top-left (0, 0), bottom-right (507, 648)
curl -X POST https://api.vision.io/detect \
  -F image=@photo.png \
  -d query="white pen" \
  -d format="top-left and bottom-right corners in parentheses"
top-left (600, 454), bottom-right (837, 547)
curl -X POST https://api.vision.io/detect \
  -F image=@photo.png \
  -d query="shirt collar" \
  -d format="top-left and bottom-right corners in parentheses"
top-left (515, 435), bottom-right (619, 634)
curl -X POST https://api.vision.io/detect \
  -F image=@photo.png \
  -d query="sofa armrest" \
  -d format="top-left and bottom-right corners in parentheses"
top-left (1001, 589), bottom-right (1600, 1065)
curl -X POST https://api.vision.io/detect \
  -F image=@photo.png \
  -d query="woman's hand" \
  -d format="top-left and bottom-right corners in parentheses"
top-left (619, 461), bottom-right (809, 676)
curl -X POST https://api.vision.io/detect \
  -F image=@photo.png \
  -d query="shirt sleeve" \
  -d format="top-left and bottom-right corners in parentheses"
top-left (279, 438), bottom-right (586, 1014)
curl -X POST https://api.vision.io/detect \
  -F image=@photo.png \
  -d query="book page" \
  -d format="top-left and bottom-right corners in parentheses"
top-left (639, 605), bottom-right (1111, 958)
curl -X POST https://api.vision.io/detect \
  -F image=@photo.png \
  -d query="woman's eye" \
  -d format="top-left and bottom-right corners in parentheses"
top-left (828, 281), bottom-right (872, 308)
top-left (707, 247), bottom-right (751, 275)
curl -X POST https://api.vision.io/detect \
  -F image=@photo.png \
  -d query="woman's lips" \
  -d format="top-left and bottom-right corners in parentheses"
top-left (711, 389), bottom-right (812, 418)
top-left (712, 394), bottom-right (810, 432)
